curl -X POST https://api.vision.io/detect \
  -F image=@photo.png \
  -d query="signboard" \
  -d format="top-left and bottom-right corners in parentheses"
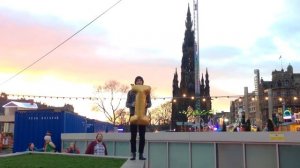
top-left (269, 132), bottom-right (285, 141)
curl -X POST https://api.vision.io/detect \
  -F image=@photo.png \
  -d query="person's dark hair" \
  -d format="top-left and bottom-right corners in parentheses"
top-left (96, 132), bottom-right (103, 139)
top-left (46, 131), bottom-right (52, 136)
top-left (134, 76), bottom-right (144, 84)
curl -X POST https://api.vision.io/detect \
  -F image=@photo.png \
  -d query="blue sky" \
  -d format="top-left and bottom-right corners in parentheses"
top-left (1, 0), bottom-right (300, 120)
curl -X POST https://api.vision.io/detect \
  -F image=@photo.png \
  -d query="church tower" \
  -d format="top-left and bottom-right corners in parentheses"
top-left (171, 5), bottom-right (212, 130)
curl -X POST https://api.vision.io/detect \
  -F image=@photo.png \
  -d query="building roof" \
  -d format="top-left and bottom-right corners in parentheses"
top-left (2, 101), bottom-right (38, 109)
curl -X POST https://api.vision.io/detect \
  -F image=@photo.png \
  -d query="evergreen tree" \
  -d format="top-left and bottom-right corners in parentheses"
top-left (171, 69), bottom-right (180, 129)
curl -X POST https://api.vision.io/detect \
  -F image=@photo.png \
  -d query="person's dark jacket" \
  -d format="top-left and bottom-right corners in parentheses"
top-left (126, 90), bottom-right (151, 116)
top-left (267, 119), bottom-right (275, 131)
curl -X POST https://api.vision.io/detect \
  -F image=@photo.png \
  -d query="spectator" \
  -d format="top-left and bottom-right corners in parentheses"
top-left (44, 135), bottom-right (56, 152)
top-left (64, 142), bottom-right (80, 154)
top-left (221, 121), bottom-right (227, 132)
top-left (245, 119), bottom-right (251, 132)
top-left (27, 143), bottom-right (42, 152)
top-left (256, 127), bottom-right (261, 132)
top-left (233, 127), bottom-right (238, 132)
top-left (85, 133), bottom-right (107, 156)
top-left (27, 142), bottom-right (35, 151)
top-left (267, 119), bottom-right (275, 132)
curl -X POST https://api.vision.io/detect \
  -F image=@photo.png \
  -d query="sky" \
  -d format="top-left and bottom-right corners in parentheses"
top-left (1, 0), bottom-right (300, 121)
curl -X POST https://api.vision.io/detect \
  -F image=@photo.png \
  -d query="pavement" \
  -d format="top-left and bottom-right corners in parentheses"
top-left (121, 159), bottom-right (145, 168)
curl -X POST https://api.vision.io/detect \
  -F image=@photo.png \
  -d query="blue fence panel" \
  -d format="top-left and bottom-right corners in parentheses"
top-left (86, 119), bottom-right (114, 133)
top-left (13, 109), bottom-right (115, 152)
top-left (93, 120), bottom-right (106, 132)
top-left (13, 110), bottom-right (89, 153)
top-left (104, 122), bottom-right (115, 132)
top-left (63, 112), bottom-right (86, 133)
top-left (13, 110), bottom-right (64, 152)
top-left (86, 119), bottom-right (95, 133)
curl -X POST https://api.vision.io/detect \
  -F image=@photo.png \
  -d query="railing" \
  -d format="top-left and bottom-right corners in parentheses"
top-left (61, 132), bottom-right (300, 168)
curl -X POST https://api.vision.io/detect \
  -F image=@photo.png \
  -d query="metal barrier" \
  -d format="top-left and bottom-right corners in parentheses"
top-left (61, 132), bottom-right (300, 168)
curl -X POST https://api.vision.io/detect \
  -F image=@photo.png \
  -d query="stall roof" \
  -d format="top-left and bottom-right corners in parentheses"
top-left (2, 101), bottom-right (38, 109)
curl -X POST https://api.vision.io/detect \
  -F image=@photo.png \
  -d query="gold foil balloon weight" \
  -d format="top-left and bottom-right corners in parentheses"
top-left (129, 85), bottom-right (151, 125)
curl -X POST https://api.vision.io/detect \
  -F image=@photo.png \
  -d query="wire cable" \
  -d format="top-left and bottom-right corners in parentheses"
top-left (0, 0), bottom-right (123, 86)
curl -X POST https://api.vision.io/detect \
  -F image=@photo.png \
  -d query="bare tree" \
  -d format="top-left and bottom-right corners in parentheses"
top-left (150, 101), bottom-right (172, 125)
top-left (93, 80), bottom-right (129, 125)
top-left (115, 109), bottom-right (130, 125)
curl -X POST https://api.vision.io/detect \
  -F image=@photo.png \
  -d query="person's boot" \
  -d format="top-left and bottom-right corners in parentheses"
top-left (139, 153), bottom-right (146, 160)
top-left (130, 153), bottom-right (136, 160)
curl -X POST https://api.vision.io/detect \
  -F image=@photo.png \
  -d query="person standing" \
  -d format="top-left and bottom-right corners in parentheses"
top-left (245, 119), bottom-right (251, 132)
top-left (267, 119), bottom-right (275, 131)
top-left (85, 133), bottom-right (107, 156)
top-left (126, 76), bottom-right (152, 160)
top-left (44, 135), bottom-right (56, 152)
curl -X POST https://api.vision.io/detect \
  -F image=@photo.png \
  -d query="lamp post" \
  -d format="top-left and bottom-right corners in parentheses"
top-left (279, 97), bottom-right (286, 111)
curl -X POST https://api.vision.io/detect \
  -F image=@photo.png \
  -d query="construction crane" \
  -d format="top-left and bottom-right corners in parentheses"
top-left (194, 0), bottom-right (201, 110)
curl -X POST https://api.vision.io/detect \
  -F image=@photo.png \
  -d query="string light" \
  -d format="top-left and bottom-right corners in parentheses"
top-left (1, 93), bottom-right (299, 103)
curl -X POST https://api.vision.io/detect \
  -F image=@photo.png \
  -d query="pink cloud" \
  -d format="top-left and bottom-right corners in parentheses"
top-left (0, 11), bottom-right (175, 98)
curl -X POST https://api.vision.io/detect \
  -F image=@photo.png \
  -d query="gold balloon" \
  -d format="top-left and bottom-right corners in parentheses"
top-left (129, 85), bottom-right (151, 125)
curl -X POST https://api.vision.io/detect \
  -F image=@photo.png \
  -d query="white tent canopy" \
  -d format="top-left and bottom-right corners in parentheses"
top-left (2, 101), bottom-right (38, 109)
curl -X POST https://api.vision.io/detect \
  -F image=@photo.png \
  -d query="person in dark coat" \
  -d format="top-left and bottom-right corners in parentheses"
top-left (267, 119), bottom-right (275, 131)
top-left (245, 119), bottom-right (251, 132)
top-left (126, 76), bottom-right (152, 160)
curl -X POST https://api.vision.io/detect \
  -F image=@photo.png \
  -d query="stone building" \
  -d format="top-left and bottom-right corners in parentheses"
top-left (231, 64), bottom-right (300, 129)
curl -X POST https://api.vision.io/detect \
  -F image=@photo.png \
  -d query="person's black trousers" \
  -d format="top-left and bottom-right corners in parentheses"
top-left (130, 124), bottom-right (146, 154)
